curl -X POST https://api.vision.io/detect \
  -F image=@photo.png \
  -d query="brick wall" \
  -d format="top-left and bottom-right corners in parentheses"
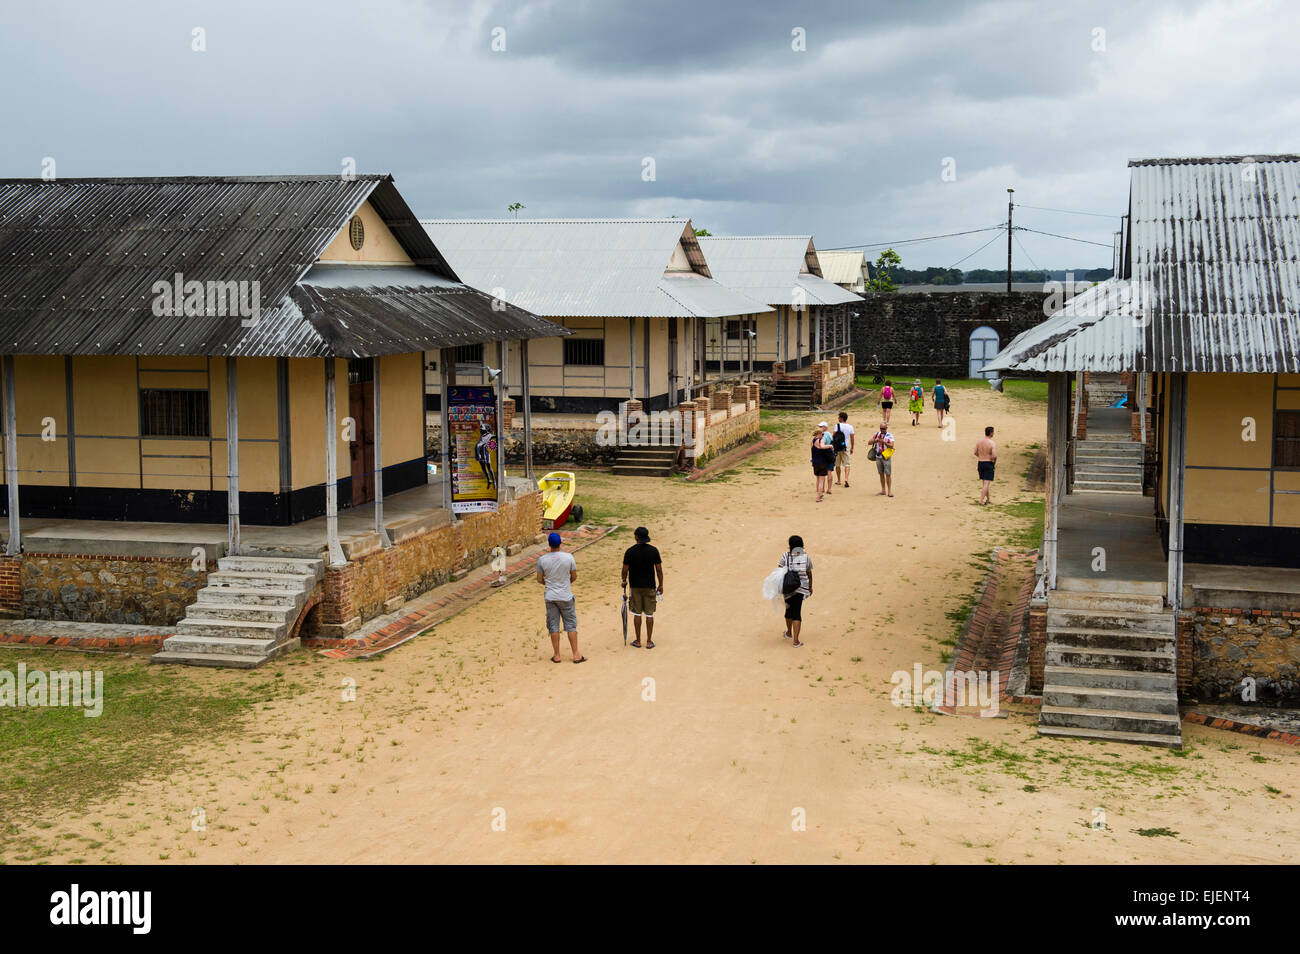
top-left (0, 555), bottom-right (20, 619)
top-left (1027, 599), bottom-right (1047, 693)
top-left (852, 291), bottom-right (1049, 378)
top-left (311, 489), bottom-right (543, 636)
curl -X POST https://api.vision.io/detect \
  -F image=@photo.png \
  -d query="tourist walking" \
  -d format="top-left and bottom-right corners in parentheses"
top-left (975, 426), bottom-right (998, 505)
top-left (777, 535), bottom-right (813, 648)
top-left (832, 411), bottom-right (854, 487)
top-left (907, 379), bottom-right (925, 426)
top-left (536, 531), bottom-right (585, 663)
top-left (870, 421), bottom-right (895, 497)
top-left (878, 380), bottom-right (895, 425)
top-left (621, 526), bottom-right (663, 648)
top-left (933, 379), bottom-right (949, 427)
top-left (810, 423), bottom-right (836, 502)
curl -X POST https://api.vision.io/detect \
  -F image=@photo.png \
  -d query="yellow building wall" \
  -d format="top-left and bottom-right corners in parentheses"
top-left (378, 352), bottom-right (423, 467)
top-left (71, 356), bottom-right (140, 489)
top-left (317, 200), bottom-right (414, 265)
top-left (289, 357), bottom-right (351, 491)
top-left (208, 357), bottom-right (281, 494)
top-left (10, 356), bottom-right (70, 487)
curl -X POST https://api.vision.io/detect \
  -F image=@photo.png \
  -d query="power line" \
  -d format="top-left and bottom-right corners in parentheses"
top-left (822, 226), bottom-right (1004, 251)
top-left (946, 230), bottom-right (1006, 270)
top-left (1015, 203), bottom-right (1121, 219)
top-left (1012, 232), bottom-right (1040, 271)
top-left (1014, 226), bottom-right (1113, 248)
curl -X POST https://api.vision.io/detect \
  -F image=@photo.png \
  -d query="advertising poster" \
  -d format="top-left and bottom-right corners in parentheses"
top-left (447, 385), bottom-right (499, 514)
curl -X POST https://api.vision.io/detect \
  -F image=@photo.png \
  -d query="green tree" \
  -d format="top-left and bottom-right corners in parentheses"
top-left (693, 227), bottom-right (712, 236)
top-left (507, 202), bottom-right (525, 218)
top-left (868, 248), bottom-right (902, 292)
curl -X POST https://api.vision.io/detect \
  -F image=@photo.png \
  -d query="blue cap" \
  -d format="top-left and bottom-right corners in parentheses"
top-left (547, 532), bottom-right (562, 547)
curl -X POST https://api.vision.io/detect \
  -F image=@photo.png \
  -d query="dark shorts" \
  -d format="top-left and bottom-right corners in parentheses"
top-left (628, 587), bottom-right (657, 616)
top-left (812, 463), bottom-right (829, 477)
top-left (881, 401), bottom-right (893, 409)
top-left (784, 592), bottom-right (804, 621)
top-left (978, 460), bottom-right (996, 481)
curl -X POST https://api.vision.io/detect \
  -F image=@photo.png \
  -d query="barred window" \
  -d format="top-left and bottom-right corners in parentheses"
top-left (140, 389), bottom-right (210, 438)
top-left (564, 338), bottom-right (605, 366)
top-left (1275, 410), bottom-right (1300, 468)
top-left (726, 319), bottom-right (742, 340)
top-left (454, 344), bottom-right (484, 365)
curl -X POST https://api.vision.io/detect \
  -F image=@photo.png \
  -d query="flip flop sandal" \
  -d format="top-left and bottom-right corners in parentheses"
top-left (551, 656), bottom-right (563, 663)
top-left (792, 642), bottom-right (804, 648)
top-left (573, 656), bottom-right (587, 664)
top-left (646, 641), bottom-right (655, 649)
top-left (783, 632), bottom-right (792, 639)
top-left (630, 640), bottom-right (642, 647)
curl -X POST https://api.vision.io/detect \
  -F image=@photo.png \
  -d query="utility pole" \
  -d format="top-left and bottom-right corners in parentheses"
top-left (1006, 187), bottom-right (1014, 293)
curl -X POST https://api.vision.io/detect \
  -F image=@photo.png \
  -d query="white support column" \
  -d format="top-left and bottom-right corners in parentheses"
top-left (3, 356), bottom-right (19, 556)
top-left (496, 339), bottom-right (507, 489)
top-left (628, 318), bottom-right (636, 400)
top-left (439, 348), bottom-right (452, 512)
top-left (1166, 372), bottom-right (1188, 611)
top-left (226, 356), bottom-right (240, 557)
top-left (685, 317), bottom-right (694, 400)
top-left (1041, 371), bottom-right (1069, 592)
top-left (373, 356), bottom-right (391, 548)
top-left (324, 358), bottom-right (346, 566)
top-left (520, 338), bottom-right (534, 483)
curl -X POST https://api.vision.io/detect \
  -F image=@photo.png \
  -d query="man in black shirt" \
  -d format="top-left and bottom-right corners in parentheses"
top-left (621, 526), bottom-right (664, 648)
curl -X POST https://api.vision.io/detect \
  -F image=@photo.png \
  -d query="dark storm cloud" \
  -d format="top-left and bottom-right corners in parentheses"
top-left (1, 0), bottom-right (1297, 270)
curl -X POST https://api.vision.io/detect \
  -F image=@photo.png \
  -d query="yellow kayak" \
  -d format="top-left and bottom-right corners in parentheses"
top-left (538, 471), bottom-right (576, 529)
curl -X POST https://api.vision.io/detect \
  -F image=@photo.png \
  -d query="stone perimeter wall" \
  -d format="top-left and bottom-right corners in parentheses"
top-left (851, 291), bottom-right (1049, 378)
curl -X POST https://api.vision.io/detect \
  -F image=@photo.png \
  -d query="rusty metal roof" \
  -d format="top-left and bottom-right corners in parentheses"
top-left (0, 175), bottom-right (561, 357)
top-left (988, 154), bottom-right (1300, 373)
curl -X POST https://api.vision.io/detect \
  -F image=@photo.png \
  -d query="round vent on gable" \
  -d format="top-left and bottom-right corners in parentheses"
top-left (348, 215), bottom-right (365, 251)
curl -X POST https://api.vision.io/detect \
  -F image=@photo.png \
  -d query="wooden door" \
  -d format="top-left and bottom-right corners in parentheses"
top-left (349, 375), bottom-right (375, 507)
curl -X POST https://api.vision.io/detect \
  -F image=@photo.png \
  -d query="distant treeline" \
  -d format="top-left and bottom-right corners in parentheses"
top-left (871, 265), bottom-right (1113, 285)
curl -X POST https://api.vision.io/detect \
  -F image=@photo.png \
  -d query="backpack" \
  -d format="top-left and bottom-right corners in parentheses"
top-left (781, 551), bottom-right (802, 596)
top-left (831, 424), bottom-right (846, 452)
top-left (910, 386), bottom-right (921, 402)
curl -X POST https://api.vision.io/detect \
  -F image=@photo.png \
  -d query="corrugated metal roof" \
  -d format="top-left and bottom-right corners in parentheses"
top-left (695, 235), bottom-right (845, 306)
top-left (987, 154), bottom-right (1300, 373)
top-left (421, 218), bottom-right (768, 318)
top-left (658, 272), bottom-right (772, 317)
top-left (815, 249), bottom-right (868, 290)
top-left (0, 175), bottom-right (563, 357)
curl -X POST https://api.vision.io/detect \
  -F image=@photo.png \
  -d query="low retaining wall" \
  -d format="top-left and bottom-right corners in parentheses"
top-left (311, 487), bottom-right (543, 637)
top-left (1182, 606), bottom-right (1300, 705)
top-left (2, 551), bottom-right (209, 627)
top-left (811, 354), bottom-right (856, 404)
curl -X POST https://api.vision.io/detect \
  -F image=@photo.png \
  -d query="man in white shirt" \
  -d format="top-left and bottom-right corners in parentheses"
top-left (536, 531), bottom-right (585, 663)
top-left (832, 411), bottom-right (855, 488)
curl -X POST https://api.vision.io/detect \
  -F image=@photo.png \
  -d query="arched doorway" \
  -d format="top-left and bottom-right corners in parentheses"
top-left (969, 326), bottom-right (1000, 379)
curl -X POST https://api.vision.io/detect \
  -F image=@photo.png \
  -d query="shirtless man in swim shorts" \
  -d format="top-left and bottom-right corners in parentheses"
top-left (974, 426), bottom-right (997, 505)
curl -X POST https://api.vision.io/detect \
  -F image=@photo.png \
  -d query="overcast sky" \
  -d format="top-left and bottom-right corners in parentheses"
top-left (3, 0), bottom-right (1297, 271)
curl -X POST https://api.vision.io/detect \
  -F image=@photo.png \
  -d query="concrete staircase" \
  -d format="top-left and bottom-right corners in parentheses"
top-left (152, 554), bottom-right (325, 668)
top-left (1074, 438), bottom-right (1144, 493)
top-left (768, 377), bottom-right (816, 410)
top-left (1040, 582), bottom-right (1182, 747)
top-left (612, 445), bottom-right (679, 477)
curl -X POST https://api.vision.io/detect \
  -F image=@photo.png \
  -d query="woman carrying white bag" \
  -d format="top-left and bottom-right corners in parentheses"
top-left (761, 535), bottom-right (813, 648)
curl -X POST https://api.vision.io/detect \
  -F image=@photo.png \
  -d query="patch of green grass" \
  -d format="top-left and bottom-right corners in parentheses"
top-left (1133, 827), bottom-right (1179, 838)
top-left (0, 647), bottom-right (309, 844)
top-left (991, 498), bottom-right (1045, 550)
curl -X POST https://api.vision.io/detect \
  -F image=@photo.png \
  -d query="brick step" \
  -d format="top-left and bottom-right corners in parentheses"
top-left (1048, 591), bottom-right (1166, 613)
top-left (1048, 629), bottom-right (1175, 652)
top-left (184, 601), bottom-right (297, 624)
top-left (612, 465), bottom-right (675, 477)
top-left (1039, 704), bottom-right (1182, 737)
top-left (161, 631), bottom-right (284, 655)
top-left (1042, 684), bottom-right (1179, 715)
top-left (1045, 645), bottom-right (1175, 672)
top-left (1044, 664), bottom-right (1176, 692)
top-left (1037, 724), bottom-right (1182, 747)
top-left (205, 570), bottom-right (316, 591)
top-left (1048, 608), bottom-right (1176, 634)
top-left (218, 554), bottom-right (325, 580)
top-left (196, 586), bottom-right (300, 608)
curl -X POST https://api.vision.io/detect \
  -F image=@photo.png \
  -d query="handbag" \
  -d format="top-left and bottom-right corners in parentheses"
top-left (781, 550), bottom-right (802, 596)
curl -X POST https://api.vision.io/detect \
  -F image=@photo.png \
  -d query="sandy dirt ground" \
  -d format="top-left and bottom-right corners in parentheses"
top-left (8, 388), bottom-right (1299, 864)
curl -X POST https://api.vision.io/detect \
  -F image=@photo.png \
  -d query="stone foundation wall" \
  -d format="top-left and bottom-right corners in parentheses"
top-left (1186, 606), bottom-right (1300, 704)
top-left (311, 489), bottom-right (543, 636)
top-left (427, 426), bottom-right (620, 467)
top-left (19, 552), bottom-right (209, 626)
top-left (811, 354), bottom-right (856, 404)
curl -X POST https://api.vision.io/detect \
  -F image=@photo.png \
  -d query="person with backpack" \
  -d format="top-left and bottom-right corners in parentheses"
top-left (777, 535), bottom-right (813, 648)
top-left (810, 423), bottom-right (836, 502)
top-left (878, 380), bottom-right (895, 425)
top-left (870, 421), bottom-right (896, 497)
top-left (933, 379), bottom-right (949, 428)
top-left (832, 411), bottom-right (854, 488)
top-left (907, 379), bottom-right (925, 426)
